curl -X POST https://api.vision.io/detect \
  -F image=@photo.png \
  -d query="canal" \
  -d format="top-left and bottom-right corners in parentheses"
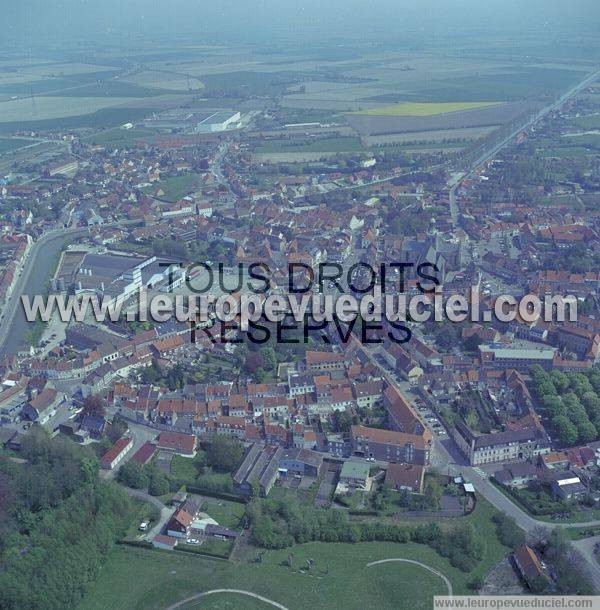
top-left (0, 230), bottom-right (83, 356)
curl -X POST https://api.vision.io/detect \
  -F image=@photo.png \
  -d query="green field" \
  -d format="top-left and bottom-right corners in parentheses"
top-left (363, 67), bottom-right (583, 103)
top-left (143, 173), bottom-right (205, 202)
top-left (84, 127), bottom-right (158, 149)
top-left (0, 106), bottom-right (153, 135)
top-left (571, 114), bottom-right (600, 130)
top-left (0, 136), bottom-right (32, 154)
top-left (78, 497), bottom-right (511, 610)
top-left (563, 133), bottom-right (600, 150)
top-left (539, 145), bottom-right (595, 158)
top-left (44, 80), bottom-right (178, 98)
top-left (201, 70), bottom-right (301, 97)
top-left (352, 102), bottom-right (499, 117)
top-left (254, 136), bottom-right (365, 154)
top-left (79, 542), bottom-right (455, 610)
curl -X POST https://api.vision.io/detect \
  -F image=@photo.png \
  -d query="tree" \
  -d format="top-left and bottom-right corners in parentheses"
top-left (107, 416), bottom-right (128, 444)
top-left (206, 435), bottom-right (245, 473)
top-left (553, 415), bottom-right (578, 445)
top-left (148, 472), bottom-right (170, 496)
top-left (577, 420), bottom-right (597, 444)
top-left (549, 371), bottom-right (570, 392)
top-left (332, 410), bottom-right (353, 434)
top-left (244, 352), bottom-right (264, 373)
top-left (82, 394), bottom-right (105, 419)
top-left (492, 513), bottom-right (525, 549)
top-left (541, 395), bottom-right (564, 417)
top-left (260, 347), bottom-right (277, 371)
top-left (118, 461), bottom-right (149, 490)
top-left (537, 381), bottom-right (557, 398)
top-left (433, 323), bottom-right (460, 351)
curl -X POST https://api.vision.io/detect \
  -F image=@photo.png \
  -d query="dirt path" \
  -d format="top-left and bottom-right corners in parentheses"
top-left (166, 589), bottom-right (290, 610)
top-left (366, 558), bottom-right (453, 596)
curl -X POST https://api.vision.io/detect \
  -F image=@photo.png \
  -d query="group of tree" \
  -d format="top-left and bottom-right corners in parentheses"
top-left (491, 513), bottom-right (525, 550)
top-left (245, 496), bottom-right (483, 573)
top-left (117, 435), bottom-right (245, 496)
top-left (0, 428), bottom-right (136, 610)
top-left (140, 359), bottom-right (186, 390)
top-left (542, 528), bottom-right (595, 595)
top-left (531, 366), bottom-right (600, 446)
top-left (550, 243), bottom-right (600, 274)
top-left (205, 435), bottom-right (245, 474)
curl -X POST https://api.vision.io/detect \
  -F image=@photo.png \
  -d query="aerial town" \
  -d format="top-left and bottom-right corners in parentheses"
top-left (2, 2), bottom-right (600, 609)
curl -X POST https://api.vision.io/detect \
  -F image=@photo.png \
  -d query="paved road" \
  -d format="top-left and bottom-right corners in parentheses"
top-left (448, 65), bottom-right (600, 224)
top-left (99, 422), bottom-right (156, 481)
top-left (166, 589), bottom-right (290, 610)
top-left (433, 441), bottom-right (600, 591)
top-left (357, 335), bottom-right (600, 590)
top-left (366, 558), bottom-right (453, 595)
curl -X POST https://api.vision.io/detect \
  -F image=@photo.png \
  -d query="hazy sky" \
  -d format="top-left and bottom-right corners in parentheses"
top-left (4, 0), bottom-right (600, 48)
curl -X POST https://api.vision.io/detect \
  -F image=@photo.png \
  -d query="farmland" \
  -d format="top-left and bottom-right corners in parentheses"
top-left (346, 101), bottom-right (533, 137)
top-left (0, 96), bottom-right (142, 123)
top-left (83, 127), bottom-right (159, 149)
top-left (351, 102), bottom-right (501, 117)
top-left (0, 57), bottom-right (188, 131)
top-left (0, 106), bottom-right (155, 135)
top-left (253, 136), bottom-right (365, 154)
top-left (571, 114), bottom-right (600, 130)
top-left (121, 70), bottom-right (205, 92)
top-left (362, 126), bottom-right (499, 147)
top-left (0, 137), bottom-right (33, 155)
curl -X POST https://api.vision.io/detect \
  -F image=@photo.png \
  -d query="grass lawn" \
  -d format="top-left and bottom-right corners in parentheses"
top-left (170, 452), bottom-right (205, 482)
top-left (351, 102), bottom-right (499, 116)
top-left (80, 542), bottom-right (460, 610)
top-left (201, 497), bottom-right (246, 529)
top-left (144, 173), bottom-right (204, 202)
top-left (566, 525), bottom-right (600, 540)
top-left (535, 508), bottom-right (600, 524)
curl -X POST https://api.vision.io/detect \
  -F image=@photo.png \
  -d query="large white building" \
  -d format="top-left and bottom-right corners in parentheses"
top-left (195, 111), bottom-right (241, 133)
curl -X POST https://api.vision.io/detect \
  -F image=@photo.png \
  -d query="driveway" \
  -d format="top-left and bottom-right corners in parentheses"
top-left (120, 486), bottom-right (174, 540)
